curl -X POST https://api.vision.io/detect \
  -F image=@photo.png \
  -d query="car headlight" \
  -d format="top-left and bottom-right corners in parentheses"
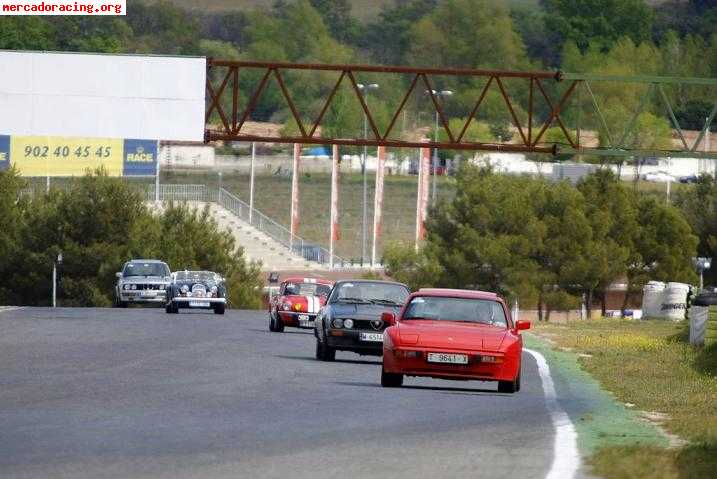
top-left (282, 303), bottom-right (292, 311)
top-left (123, 284), bottom-right (130, 290)
top-left (332, 318), bottom-right (344, 329)
top-left (130, 284), bottom-right (137, 290)
top-left (343, 319), bottom-right (354, 329)
top-left (181, 285), bottom-right (189, 293)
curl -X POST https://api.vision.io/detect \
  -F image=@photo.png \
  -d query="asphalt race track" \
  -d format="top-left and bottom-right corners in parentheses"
top-left (0, 308), bottom-right (580, 479)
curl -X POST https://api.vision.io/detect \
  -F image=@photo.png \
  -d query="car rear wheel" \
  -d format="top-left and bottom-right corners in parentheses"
top-left (498, 369), bottom-right (520, 394)
top-left (381, 367), bottom-right (403, 387)
top-left (214, 303), bottom-right (225, 315)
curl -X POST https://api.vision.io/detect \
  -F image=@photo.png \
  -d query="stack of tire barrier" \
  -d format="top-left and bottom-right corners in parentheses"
top-left (642, 281), bottom-right (691, 320)
top-left (689, 292), bottom-right (717, 347)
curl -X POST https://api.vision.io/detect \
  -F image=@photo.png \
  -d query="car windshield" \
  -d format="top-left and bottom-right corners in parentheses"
top-left (403, 296), bottom-right (508, 327)
top-left (123, 262), bottom-right (170, 277)
top-left (175, 271), bottom-right (215, 281)
top-left (330, 282), bottom-right (409, 305)
top-left (284, 282), bottom-right (331, 296)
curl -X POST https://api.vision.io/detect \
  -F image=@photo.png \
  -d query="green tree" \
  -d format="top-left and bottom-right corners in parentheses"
top-left (358, 0), bottom-right (438, 65)
top-left (545, 0), bottom-right (653, 54)
top-left (0, 169), bottom-right (28, 303)
top-left (631, 196), bottom-right (699, 288)
top-left (0, 17), bottom-right (55, 50)
top-left (407, 0), bottom-right (529, 70)
top-left (309, 0), bottom-right (356, 43)
top-left (675, 176), bottom-right (717, 285)
top-left (576, 170), bottom-right (637, 314)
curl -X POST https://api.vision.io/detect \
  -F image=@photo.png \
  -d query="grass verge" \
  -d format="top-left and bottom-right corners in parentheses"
top-left (532, 319), bottom-right (717, 479)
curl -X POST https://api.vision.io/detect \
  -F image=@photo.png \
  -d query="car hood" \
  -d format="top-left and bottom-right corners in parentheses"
top-left (330, 302), bottom-right (402, 320)
top-left (121, 276), bottom-right (170, 284)
top-left (397, 320), bottom-right (507, 351)
top-left (282, 294), bottom-right (326, 313)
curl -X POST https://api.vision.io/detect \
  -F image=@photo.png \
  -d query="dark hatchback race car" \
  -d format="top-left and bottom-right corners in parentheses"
top-left (314, 280), bottom-right (410, 361)
top-left (165, 270), bottom-right (227, 315)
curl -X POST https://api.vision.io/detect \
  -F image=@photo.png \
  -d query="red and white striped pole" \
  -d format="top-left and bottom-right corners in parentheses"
top-left (415, 146), bottom-right (430, 250)
top-left (371, 146), bottom-right (386, 268)
top-left (290, 143), bottom-right (300, 250)
top-left (329, 145), bottom-right (340, 269)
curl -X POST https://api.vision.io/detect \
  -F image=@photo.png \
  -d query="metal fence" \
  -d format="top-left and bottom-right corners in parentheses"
top-left (216, 188), bottom-right (345, 266)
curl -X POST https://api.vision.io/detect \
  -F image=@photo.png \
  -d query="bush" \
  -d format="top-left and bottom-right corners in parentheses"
top-left (0, 170), bottom-right (262, 308)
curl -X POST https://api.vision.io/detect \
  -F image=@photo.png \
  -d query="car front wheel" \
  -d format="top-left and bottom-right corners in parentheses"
top-left (381, 367), bottom-right (403, 387)
top-left (315, 338), bottom-right (335, 361)
top-left (214, 303), bottom-right (225, 315)
top-left (271, 312), bottom-right (285, 332)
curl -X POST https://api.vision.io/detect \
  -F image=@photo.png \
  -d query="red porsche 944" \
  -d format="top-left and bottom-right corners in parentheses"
top-left (269, 277), bottom-right (333, 332)
top-left (381, 288), bottom-right (530, 393)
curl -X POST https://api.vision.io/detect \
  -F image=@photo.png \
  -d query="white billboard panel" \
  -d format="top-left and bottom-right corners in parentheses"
top-left (0, 51), bottom-right (206, 142)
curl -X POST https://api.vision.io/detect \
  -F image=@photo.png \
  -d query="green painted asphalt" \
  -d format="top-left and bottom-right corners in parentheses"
top-left (524, 333), bottom-right (668, 456)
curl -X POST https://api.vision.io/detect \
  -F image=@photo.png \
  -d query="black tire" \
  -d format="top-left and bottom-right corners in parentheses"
top-left (381, 367), bottom-right (403, 387)
top-left (165, 302), bottom-right (172, 314)
top-left (118, 301), bottom-right (128, 308)
top-left (315, 339), bottom-right (323, 360)
top-left (498, 376), bottom-right (518, 394)
top-left (315, 338), bottom-right (335, 361)
top-left (214, 303), bottom-right (225, 315)
top-left (269, 311), bottom-right (284, 332)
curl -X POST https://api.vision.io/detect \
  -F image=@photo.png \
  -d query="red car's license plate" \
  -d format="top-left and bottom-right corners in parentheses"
top-left (427, 352), bottom-right (468, 364)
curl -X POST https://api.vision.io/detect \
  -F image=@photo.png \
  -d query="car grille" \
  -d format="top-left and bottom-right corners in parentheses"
top-left (348, 319), bottom-right (387, 331)
top-left (136, 284), bottom-right (164, 290)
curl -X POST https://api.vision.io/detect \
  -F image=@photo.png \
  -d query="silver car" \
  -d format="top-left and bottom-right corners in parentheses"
top-left (114, 259), bottom-right (171, 307)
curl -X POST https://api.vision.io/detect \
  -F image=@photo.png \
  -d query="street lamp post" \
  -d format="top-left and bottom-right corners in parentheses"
top-left (428, 89), bottom-right (453, 206)
top-left (52, 252), bottom-right (62, 308)
top-left (694, 257), bottom-right (712, 290)
top-left (358, 82), bottom-right (379, 266)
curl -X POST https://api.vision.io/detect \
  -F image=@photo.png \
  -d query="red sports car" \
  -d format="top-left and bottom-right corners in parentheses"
top-left (381, 288), bottom-right (530, 393)
top-left (269, 277), bottom-right (333, 332)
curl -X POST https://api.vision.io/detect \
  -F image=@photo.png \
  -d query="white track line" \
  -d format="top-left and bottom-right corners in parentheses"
top-left (525, 348), bottom-right (580, 479)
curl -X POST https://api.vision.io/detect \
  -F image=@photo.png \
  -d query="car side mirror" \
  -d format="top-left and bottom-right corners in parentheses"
top-left (516, 320), bottom-right (531, 331)
top-left (381, 312), bottom-right (396, 325)
top-left (115, 272), bottom-right (122, 278)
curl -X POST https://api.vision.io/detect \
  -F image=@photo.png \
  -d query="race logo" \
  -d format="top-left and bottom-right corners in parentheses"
top-left (0, 135), bottom-right (9, 171)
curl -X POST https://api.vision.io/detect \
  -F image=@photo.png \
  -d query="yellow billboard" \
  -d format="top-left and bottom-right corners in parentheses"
top-left (9, 136), bottom-right (124, 177)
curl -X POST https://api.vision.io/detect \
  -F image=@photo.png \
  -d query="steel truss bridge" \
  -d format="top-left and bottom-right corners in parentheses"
top-left (204, 60), bottom-right (717, 159)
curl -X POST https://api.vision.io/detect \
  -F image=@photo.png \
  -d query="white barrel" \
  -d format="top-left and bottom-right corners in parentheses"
top-left (659, 282), bottom-right (690, 321)
top-left (642, 281), bottom-right (665, 319)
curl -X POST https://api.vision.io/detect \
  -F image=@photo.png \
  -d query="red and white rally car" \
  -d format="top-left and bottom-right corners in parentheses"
top-left (269, 277), bottom-right (334, 332)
